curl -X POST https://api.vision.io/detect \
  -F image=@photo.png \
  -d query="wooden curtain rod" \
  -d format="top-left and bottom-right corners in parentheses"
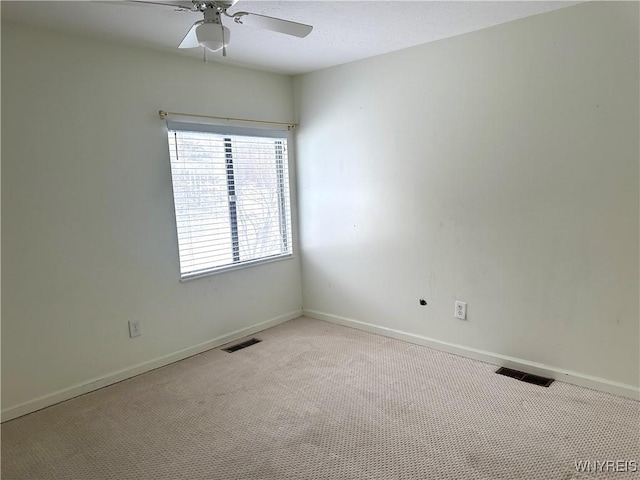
top-left (158, 110), bottom-right (297, 130)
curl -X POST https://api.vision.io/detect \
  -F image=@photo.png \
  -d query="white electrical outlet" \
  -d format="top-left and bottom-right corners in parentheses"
top-left (454, 301), bottom-right (467, 320)
top-left (128, 320), bottom-right (141, 338)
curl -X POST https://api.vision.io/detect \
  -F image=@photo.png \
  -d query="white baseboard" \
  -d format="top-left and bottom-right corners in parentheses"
top-left (1, 310), bottom-right (303, 422)
top-left (303, 309), bottom-right (640, 401)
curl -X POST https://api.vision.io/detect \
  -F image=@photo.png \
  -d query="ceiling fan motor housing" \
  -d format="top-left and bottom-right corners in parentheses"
top-left (193, 0), bottom-right (238, 11)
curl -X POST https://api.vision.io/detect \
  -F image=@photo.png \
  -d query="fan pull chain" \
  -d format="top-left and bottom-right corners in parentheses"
top-left (221, 21), bottom-right (227, 57)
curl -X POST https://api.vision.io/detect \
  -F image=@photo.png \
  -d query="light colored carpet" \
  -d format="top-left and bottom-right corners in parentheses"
top-left (2, 317), bottom-right (638, 479)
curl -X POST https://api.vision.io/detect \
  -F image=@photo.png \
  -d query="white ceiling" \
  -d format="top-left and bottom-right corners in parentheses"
top-left (2, 1), bottom-right (579, 75)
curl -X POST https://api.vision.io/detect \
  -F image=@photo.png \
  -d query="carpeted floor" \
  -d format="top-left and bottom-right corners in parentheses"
top-left (2, 317), bottom-right (639, 479)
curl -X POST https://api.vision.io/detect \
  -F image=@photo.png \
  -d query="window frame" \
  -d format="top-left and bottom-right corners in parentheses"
top-left (166, 121), bottom-right (295, 281)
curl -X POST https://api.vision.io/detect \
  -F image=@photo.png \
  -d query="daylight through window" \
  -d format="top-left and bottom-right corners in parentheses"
top-left (167, 122), bottom-right (293, 279)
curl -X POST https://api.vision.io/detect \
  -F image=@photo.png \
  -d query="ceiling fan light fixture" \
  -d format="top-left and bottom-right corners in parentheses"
top-left (196, 22), bottom-right (230, 53)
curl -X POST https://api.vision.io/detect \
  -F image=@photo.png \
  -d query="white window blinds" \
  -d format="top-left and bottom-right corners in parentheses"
top-left (167, 122), bottom-right (293, 279)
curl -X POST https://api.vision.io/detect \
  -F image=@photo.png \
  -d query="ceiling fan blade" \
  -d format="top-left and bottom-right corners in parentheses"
top-left (233, 12), bottom-right (313, 38)
top-left (178, 22), bottom-right (201, 48)
top-left (128, 0), bottom-right (196, 11)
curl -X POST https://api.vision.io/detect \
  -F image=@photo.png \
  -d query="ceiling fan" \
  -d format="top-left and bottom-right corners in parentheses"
top-left (130, 0), bottom-right (313, 56)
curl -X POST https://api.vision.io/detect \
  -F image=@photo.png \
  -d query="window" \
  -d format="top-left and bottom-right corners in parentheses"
top-left (166, 122), bottom-right (293, 280)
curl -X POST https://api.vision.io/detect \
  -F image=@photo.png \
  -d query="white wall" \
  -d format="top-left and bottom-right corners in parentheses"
top-left (1, 22), bottom-right (302, 417)
top-left (295, 2), bottom-right (639, 391)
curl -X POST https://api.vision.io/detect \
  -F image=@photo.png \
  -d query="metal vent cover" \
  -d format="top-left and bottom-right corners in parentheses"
top-left (496, 367), bottom-right (554, 387)
top-left (222, 338), bottom-right (262, 353)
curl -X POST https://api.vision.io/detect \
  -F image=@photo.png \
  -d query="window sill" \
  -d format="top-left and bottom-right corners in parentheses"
top-left (179, 253), bottom-right (295, 282)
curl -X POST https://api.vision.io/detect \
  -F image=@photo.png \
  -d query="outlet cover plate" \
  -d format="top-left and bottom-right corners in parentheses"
top-left (454, 301), bottom-right (467, 320)
top-left (128, 320), bottom-right (141, 338)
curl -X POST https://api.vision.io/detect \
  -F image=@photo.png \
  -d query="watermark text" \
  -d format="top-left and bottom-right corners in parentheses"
top-left (575, 460), bottom-right (637, 474)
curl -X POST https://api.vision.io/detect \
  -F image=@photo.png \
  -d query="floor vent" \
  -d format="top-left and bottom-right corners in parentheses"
top-left (496, 367), bottom-right (554, 387)
top-left (222, 338), bottom-right (261, 353)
